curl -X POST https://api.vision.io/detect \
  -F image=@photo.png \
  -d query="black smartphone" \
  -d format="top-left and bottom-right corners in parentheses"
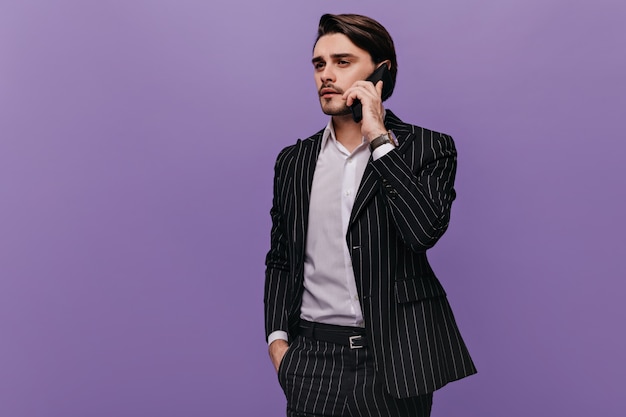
top-left (350, 64), bottom-right (394, 123)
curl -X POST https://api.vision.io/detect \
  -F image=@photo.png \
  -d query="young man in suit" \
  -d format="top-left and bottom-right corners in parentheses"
top-left (264, 13), bottom-right (476, 417)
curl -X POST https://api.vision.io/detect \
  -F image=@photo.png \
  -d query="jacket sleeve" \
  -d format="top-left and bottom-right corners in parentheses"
top-left (264, 150), bottom-right (292, 339)
top-left (371, 129), bottom-right (457, 252)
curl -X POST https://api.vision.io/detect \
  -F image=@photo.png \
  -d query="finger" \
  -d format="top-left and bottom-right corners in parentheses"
top-left (343, 91), bottom-right (352, 106)
top-left (375, 80), bottom-right (384, 97)
top-left (343, 89), bottom-right (359, 106)
top-left (343, 85), bottom-right (372, 106)
top-left (352, 80), bottom-right (378, 93)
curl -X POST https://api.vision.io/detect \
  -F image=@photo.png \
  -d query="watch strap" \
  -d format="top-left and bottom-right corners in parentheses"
top-left (370, 131), bottom-right (396, 152)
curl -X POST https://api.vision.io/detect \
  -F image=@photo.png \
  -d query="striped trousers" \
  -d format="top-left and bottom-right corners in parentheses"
top-left (278, 335), bottom-right (433, 417)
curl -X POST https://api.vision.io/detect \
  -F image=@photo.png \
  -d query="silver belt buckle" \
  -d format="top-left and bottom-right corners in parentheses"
top-left (349, 335), bottom-right (364, 349)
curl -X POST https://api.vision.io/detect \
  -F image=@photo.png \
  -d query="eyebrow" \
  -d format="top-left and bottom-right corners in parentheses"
top-left (311, 53), bottom-right (358, 64)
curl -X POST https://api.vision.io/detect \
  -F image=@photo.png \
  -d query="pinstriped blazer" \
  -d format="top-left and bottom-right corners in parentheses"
top-left (264, 110), bottom-right (476, 398)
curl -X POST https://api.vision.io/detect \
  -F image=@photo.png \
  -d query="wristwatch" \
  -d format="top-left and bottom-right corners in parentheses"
top-left (369, 130), bottom-right (398, 152)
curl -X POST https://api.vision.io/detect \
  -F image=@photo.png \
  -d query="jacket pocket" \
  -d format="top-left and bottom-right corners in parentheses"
top-left (394, 275), bottom-right (447, 303)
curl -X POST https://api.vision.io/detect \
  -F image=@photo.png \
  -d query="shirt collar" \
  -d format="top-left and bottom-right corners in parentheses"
top-left (321, 110), bottom-right (387, 150)
top-left (321, 119), bottom-right (338, 150)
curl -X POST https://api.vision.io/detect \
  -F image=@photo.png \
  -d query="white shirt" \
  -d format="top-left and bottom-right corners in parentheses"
top-left (268, 119), bottom-right (394, 345)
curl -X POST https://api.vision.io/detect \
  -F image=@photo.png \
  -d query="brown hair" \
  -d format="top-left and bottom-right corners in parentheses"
top-left (315, 13), bottom-right (398, 97)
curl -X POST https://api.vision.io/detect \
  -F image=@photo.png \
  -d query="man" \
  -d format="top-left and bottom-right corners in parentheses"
top-left (264, 13), bottom-right (476, 417)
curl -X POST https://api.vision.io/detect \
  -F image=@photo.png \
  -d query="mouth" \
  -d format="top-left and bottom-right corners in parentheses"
top-left (320, 87), bottom-right (340, 98)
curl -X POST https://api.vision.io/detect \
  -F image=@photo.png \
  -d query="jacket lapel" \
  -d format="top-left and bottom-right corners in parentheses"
top-left (293, 132), bottom-right (323, 273)
top-left (348, 110), bottom-right (412, 227)
top-left (349, 159), bottom-right (378, 227)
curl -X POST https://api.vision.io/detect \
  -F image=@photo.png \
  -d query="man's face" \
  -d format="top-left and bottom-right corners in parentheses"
top-left (312, 33), bottom-right (377, 117)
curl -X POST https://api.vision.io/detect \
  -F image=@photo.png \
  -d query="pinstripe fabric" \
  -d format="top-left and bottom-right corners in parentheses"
top-left (278, 336), bottom-right (433, 417)
top-left (265, 110), bottom-right (477, 399)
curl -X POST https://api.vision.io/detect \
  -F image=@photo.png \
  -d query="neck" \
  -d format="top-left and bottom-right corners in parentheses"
top-left (331, 114), bottom-right (363, 153)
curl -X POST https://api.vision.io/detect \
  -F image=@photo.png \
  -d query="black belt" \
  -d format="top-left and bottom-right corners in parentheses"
top-left (298, 320), bottom-right (368, 349)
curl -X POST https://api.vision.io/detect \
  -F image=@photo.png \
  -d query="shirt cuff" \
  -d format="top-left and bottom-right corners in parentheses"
top-left (268, 330), bottom-right (289, 346)
top-left (372, 143), bottom-right (395, 160)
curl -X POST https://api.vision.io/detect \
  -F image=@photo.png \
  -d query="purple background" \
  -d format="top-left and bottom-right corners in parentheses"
top-left (1, 1), bottom-right (624, 416)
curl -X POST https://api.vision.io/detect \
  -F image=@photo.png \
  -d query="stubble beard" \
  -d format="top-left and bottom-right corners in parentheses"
top-left (320, 98), bottom-right (352, 117)
top-left (318, 83), bottom-right (351, 117)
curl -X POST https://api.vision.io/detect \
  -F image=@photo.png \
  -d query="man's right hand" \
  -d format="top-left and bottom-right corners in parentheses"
top-left (269, 339), bottom-right (289, 372)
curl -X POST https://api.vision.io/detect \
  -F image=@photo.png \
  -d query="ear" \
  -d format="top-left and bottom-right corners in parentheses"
top-left (381, 59), bottom-right (392, 71)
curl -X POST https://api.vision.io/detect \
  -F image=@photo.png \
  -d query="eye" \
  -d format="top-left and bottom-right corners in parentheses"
top-left (338, 60), bottom-right (350, 66)
top-left (314, 62), bottom-right (325, 70)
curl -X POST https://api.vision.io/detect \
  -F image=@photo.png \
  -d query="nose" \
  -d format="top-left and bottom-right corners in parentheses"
top-left (319, 65), bottom-right (335, 83)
